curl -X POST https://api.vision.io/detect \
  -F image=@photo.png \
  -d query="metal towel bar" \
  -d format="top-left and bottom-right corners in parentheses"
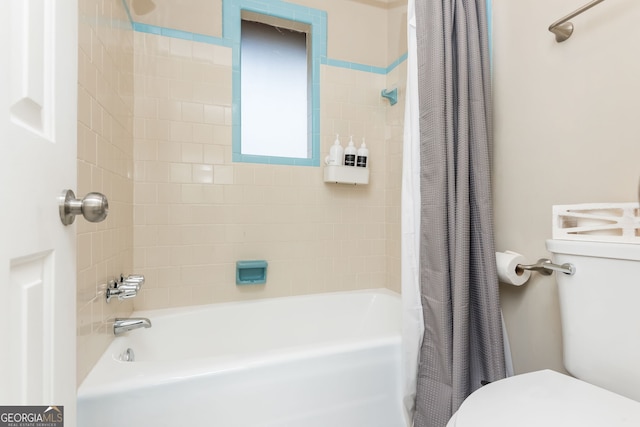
top-left (517, 258), bottom-right (576, 276)
top-left (549, 0), bottom-right (606, 42)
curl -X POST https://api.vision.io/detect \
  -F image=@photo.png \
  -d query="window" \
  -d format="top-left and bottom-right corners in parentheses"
top-left (240, 17), bottom-right (310, 160)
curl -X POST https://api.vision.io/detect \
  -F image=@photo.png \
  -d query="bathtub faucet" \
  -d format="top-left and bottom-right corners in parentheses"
top-left (113, 317), bottom-right (152, 336)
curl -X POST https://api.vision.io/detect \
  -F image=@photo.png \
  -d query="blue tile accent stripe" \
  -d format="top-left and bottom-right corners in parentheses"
top-left (122, 2), bottom-right (406, 78)
top-left (133, 22), bottom-right (161, 35)
top-left (388, 52), bottom-right (408, 73)
top-left (132, 22), bottom-right (234, 47)
top-left (121, 0), bottom-right (134, 27)
top-left (322, 52), bottom-right (408, 75)
top-left (130, 20), bottom-right (408, 75)
top-left (322, 58), bottom-right (386, 75)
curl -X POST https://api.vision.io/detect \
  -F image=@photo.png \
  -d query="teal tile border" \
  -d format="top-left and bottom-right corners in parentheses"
top-left (132, 22), bottom-right (234, 47)
top-left (323, 52), bottom-right (408, 75)
top-left (122, 0), bottom-right (408, 167)
top-left (387, 52), bottom-right (408, 73)
top-left (130, 19), bottom-right (407, 75)
top-left (121, 0), bottom-right (134, 27)
top-left (133, 22), bottom-right (161, 35)
top-left (122, 1), bottom-right (406, 78)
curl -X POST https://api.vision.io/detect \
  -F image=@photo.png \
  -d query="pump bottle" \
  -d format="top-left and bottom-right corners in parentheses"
top-left (328, 135), bottom-right (344, 165)
top-left (356, 139), bottom-right (368, 168)
top-left (344, 136), bottom-right (357, 166)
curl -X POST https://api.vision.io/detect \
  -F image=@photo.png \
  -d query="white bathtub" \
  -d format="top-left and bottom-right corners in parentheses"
top-left (78, 289), bottom-right (404, 427)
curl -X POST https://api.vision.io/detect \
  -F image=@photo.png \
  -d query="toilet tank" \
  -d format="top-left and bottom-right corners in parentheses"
top-left (546, 239), bottom-right (640, 402)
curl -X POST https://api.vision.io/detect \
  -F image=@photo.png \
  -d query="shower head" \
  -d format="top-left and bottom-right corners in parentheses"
top-left (549, 22), bottom-right (574, 43)
top-left (131, 0), bottom-right (156, 15)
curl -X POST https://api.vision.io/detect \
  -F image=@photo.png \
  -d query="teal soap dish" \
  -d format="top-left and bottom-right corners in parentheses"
top-left (236, 260), bottom-right (268, 285)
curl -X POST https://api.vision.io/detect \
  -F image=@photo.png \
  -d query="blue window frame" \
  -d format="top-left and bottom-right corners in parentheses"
top-left (223, 0), bottom-right (327, 166)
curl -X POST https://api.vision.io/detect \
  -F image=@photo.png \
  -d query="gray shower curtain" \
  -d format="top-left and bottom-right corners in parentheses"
top-left (413, 1), bottom-right (506, 426)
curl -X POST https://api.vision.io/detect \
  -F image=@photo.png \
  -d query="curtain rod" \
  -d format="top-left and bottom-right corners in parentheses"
top-left (548, 0), bottom-right (606, 43)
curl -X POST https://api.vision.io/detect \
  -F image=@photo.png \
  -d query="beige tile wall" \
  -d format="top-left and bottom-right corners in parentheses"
top-left (77, 0), bottom-right (407, 381)
top-left (129, 0), bottom-right (224, 39)
top-left (385, 2), bottom-right (408, 294)
top-left (384, 60), bottom-right (405, 294)
top-left (132, 31), bottom-right (402, 309)
top-left (77, 0), bottom-right (135, 384)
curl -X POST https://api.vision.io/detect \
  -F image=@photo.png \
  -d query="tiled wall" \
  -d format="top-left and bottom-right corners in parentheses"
top-left (132, 31), bottom-right (403, 308)
top-left (131, 1), bottom-right (407, 309)
top-left (77, 0), bottom-right (135, 383)
top-left (384, 60), bottom-right (405, 294)
top-left (77, 0), bottom-right (406, 383)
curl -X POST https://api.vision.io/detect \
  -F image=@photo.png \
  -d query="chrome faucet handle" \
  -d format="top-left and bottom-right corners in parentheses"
top-left (105, 274), bottom-right (145, 303)
top-left (118, 282), bottom-right (141, 292)
top-left (106, 285), bottom-right (138, 303)
top-left (106, 287), bottom-right (123, 303)
top-left (105, 279), bottom-right (119, 303)
top-left (117, 288), bottom-right (138, 300)
top-left (122, 274), bottom-right (145, 289)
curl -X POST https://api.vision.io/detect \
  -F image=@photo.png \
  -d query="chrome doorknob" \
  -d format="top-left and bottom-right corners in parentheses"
top-left (59, 189), bottom-right (109, 225)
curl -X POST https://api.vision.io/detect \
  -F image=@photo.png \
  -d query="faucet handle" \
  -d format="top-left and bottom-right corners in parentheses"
top-left (106, 284), bottom-right (138, 303)
top-left (118, 288), bottom-right (138, 300)
top-left (122, 274), bottom-right (145, 289)
top-left (105, 274), bottom-right (145, 303)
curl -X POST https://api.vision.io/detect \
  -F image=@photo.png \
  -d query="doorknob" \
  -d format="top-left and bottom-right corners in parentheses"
top-left (59, 189), bottom-right (109, 225)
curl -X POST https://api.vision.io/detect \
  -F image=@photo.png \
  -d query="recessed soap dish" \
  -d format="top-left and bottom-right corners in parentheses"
top-left (236, 260), bottom-right (268, 285)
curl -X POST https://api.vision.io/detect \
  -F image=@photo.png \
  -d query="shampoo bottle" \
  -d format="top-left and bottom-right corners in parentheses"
top-left (356, 139), bottom-right (368, 168)
top-left (329, 135), bottom-right (344, 165)
top-left (344, 136), bottom-right (357, 166)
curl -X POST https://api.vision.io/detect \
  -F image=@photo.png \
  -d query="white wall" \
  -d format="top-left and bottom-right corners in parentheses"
top-left (493, 0), bottom-right (640, 374)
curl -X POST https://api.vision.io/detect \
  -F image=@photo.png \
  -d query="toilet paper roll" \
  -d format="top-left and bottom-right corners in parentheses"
top-left (495, 251), bottom-right (531, 286)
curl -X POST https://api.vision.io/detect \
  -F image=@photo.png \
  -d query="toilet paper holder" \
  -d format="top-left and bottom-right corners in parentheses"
top-left (517, 258), bottom-right (575, 276)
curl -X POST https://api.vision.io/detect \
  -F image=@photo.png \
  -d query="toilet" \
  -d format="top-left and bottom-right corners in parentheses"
top-left (447, 239), bottom-right (640, 426)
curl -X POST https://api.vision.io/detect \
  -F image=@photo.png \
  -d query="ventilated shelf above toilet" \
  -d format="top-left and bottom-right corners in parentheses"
top-left (323, 165), bottom-right (369, 185)
top-left (553, 202), bottom-right (640, 243)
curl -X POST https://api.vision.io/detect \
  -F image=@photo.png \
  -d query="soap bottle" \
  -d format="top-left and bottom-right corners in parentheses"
top-left (356, 138), bottom-right (368, 168)
top-left (329, 135), bottom-right (344, 165)
top-left (344, 136), bottom-right (357, 166)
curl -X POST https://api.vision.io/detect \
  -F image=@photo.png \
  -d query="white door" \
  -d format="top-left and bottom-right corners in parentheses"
top-left (0, 1), bottom-right (78, 425)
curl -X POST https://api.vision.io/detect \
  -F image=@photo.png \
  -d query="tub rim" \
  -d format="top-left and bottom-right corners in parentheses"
top-left (78, 288), bottom-right (401, 399)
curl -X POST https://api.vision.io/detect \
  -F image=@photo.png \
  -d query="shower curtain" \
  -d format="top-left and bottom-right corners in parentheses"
top-left (402, 0), bottom-right (506, 425)
top-left (400, 0), bottom-right (424, 423)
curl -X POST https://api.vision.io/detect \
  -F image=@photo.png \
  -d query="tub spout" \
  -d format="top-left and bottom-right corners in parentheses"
top-left (114, 317), bottom-right (152, 336)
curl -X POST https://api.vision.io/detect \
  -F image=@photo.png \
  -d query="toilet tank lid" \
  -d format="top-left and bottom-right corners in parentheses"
top-left (452, 370), bottom-right (640, 427)
top-left (546, 239), bottom-right (640, 261)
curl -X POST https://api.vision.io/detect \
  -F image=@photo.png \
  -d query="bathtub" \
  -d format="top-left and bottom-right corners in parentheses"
top-left (78, 289), bottom-right (404, 427)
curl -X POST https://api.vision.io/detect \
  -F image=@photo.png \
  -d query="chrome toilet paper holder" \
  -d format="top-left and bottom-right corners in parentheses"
top-left (517, 258), bottom-right (575, 276)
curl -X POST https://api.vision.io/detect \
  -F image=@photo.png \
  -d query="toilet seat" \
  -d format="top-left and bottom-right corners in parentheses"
top-left (447, 369), bottom-right (640, 427)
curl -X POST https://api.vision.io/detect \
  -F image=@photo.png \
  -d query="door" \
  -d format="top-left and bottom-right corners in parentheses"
top-left (0, 1), bottom-right (78, 425)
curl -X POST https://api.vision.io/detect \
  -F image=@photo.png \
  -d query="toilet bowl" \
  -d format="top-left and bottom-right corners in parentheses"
top-left (448, 238), bottom-right (640, 425)
top-left (446, 370), bottom-right (640, 426)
